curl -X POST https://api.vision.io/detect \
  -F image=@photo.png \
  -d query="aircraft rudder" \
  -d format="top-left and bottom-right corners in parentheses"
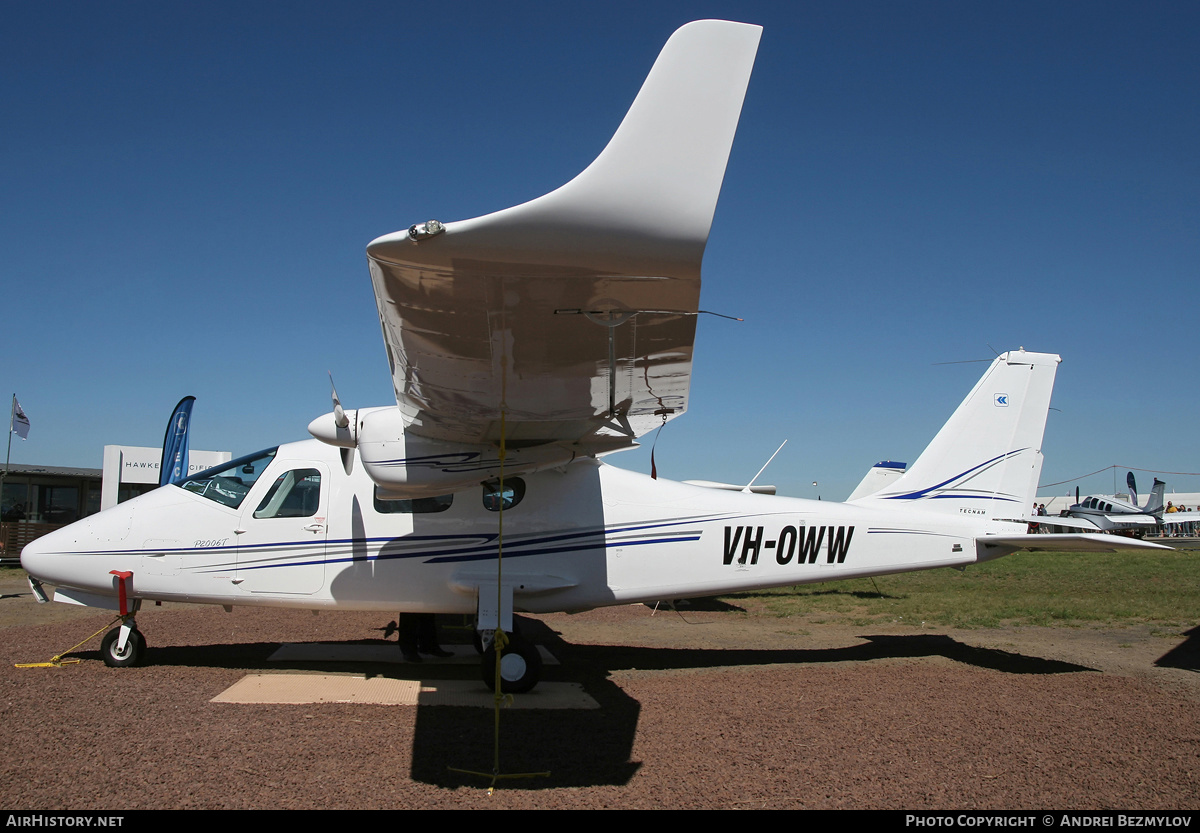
top-left (1146, 479), bottom-right (1166, 516)
top-left (855, 349), bottom-right (1061, 516)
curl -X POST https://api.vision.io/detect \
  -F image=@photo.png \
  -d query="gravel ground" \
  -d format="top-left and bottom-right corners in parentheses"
top-left (1, 576), bottom-right (1198, 810)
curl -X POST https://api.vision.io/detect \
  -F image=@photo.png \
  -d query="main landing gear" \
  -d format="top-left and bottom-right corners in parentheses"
top-left (474, 582), bottom-right (542, 692)
top-left (478, 629), bottom-right (542, 694)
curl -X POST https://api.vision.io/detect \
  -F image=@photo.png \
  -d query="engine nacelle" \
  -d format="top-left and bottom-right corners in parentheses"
top-left (309, 406), bottom-right (577, 497)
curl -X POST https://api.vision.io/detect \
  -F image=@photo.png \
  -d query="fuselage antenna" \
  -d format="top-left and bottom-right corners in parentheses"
top-left (742, 439), bottom-right (787, 493)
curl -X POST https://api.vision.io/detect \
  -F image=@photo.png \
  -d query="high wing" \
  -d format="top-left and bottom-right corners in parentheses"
top-left (365, 20), bottom-right (761, 453)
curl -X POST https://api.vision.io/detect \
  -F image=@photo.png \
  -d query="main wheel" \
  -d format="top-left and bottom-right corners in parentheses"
top-left (481, 633), bottom-right (542, 694)
top-left (100, 627), bottom-right (144, 668)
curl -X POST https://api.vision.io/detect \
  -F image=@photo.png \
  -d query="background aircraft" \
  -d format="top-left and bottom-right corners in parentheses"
top-left (1043, 472), bottom-right (1198, 537)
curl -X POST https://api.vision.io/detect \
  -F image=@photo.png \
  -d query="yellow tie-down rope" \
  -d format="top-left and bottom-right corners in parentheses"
top-left (14, 614), bottom-right (127, 668)
top-left (448, 408), bottom-right (550, 793)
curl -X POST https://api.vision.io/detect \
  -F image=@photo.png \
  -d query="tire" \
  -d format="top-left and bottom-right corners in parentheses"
top-left (481, 633), bottom-right (541, 694)
top-left (100, 627), bottom-right (144, 668)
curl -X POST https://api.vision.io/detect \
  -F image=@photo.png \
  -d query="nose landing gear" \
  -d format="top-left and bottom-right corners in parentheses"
top-left (100, 570), bottom-right (145, 667)
top-left (100, 624), bottom-right (145, 667)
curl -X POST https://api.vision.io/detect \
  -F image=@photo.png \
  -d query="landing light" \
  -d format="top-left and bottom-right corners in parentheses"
top-left (407, 219), bottom-right (445, 241)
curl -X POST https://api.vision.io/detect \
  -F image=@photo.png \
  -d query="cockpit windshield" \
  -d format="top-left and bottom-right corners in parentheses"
top-left (178, 448), bottom-right (278, 509)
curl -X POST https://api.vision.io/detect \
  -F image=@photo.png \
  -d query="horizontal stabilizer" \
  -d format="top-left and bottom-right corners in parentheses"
top-left (977, 533), bottom-right (1173, 558)
top-left (846, 460), bottom-right (906, 501)
top-left (683, 480), bottom-right (776, 495)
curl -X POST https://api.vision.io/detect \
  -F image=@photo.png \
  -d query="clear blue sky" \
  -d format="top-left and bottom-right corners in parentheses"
top-left (4, 1), bottom-right (1198, 502)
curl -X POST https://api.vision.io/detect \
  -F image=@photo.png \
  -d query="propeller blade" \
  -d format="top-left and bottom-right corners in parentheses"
top-left (321, 374), bottom-right (352, 475)
top-left (329, 372), bottom-right (348, 429)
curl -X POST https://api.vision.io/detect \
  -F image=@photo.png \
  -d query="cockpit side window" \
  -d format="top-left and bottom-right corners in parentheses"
top-left (254, 469), bottom-right (322, 519)
top-left (482, 478), bottom-right (525, 512)
top-left (179, 448), bottom-right (278, 509)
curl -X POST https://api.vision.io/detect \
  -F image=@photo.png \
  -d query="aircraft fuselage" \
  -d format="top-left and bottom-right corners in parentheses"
top-left (22, 438), bottom-right (1004, 615)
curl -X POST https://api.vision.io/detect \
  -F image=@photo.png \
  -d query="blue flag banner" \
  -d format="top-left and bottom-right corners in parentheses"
top-left (159, 396), bottom-right (196, 486)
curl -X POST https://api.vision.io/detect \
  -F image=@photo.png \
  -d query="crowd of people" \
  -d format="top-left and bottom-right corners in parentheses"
top-left (1163, 502), bottom-right (1197, 537)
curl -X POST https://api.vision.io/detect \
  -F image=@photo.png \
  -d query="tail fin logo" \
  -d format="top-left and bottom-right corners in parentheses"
top-left (994, 394), bottom-right (1009, 407)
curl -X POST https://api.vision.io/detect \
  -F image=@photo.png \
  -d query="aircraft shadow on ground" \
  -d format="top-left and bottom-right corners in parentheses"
top-left (66, 618), bottom-right (1092, 791)
top-left (1156, 625), bottom-right (1200, 672)
top-left (561, 632), bottom-right (1095, 678)
top-left (412, 621), bottom-right (1094, 790)
top-left (410, 616), bottom-right (642, 789)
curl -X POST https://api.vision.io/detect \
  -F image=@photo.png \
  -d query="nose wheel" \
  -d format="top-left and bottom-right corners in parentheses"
top-left (100, 626), bottom-right (145, 668)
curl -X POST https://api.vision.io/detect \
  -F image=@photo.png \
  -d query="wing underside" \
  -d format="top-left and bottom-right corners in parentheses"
top-left (366, 20), bottom-right (762, 451)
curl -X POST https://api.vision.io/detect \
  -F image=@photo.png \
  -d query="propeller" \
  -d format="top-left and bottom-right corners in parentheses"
top-left (332, 374), bottom-right (354, 476)
top-left (330, 372), bottom-right (348, 430)
top-left (308, 373), bottom-right (357, 475)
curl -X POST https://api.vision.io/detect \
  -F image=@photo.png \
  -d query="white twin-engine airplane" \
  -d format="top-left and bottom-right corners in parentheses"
top-left (21, 20), bottom-right (1168, 692)
top-left (1047, 473), bottom-right (1198, 537)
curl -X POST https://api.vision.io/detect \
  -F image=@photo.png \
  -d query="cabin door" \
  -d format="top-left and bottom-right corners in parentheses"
top-left (234, 461), bottom-right (329, 595)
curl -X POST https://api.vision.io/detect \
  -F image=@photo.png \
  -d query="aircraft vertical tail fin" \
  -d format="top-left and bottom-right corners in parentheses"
top-left (1145, 479), bottom-right (1166, 516)
top-left (850, 350), bottom-right (1060, 517)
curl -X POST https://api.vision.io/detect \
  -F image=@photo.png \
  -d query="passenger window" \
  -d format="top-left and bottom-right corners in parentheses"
top-left (482, 478), bottom-right (525, 512)
top-left (254, 469), bottom-right (321, 519)
top-left (373, 488), bottom-right (453, 514)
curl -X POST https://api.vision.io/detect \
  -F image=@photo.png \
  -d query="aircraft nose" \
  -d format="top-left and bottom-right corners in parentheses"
top-left (20, 528), bottom-right (61, 583)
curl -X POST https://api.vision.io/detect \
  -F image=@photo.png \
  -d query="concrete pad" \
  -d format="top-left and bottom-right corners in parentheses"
top-left (211, 674), bottom-right (596, 708)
